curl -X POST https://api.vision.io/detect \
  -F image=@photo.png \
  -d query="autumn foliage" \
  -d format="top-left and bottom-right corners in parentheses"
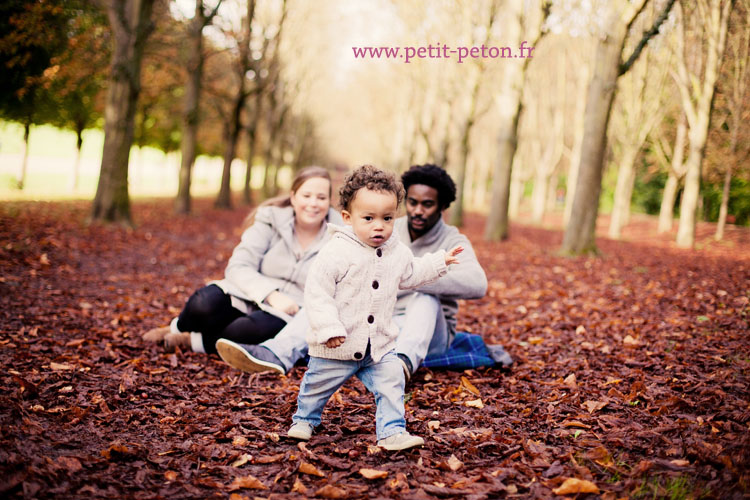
top-left (1, 199), bottom-right (748, 498)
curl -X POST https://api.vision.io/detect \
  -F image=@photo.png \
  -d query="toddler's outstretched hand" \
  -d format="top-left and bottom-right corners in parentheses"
top-left (325, 336), bottom-right (346, 348)
top-left (445, 246), bottom-right (463, 266)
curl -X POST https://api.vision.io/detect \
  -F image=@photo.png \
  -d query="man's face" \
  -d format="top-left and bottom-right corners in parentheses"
top-left (405, 184), bottom-right (442, 239)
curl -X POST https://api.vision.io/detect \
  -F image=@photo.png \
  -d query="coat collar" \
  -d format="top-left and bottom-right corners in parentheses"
top-left (395, 215), bottom-right (445, 248)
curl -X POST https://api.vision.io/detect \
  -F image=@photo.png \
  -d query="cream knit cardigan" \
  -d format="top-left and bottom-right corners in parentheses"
top-left (305, 224), bottom-right (447, 363)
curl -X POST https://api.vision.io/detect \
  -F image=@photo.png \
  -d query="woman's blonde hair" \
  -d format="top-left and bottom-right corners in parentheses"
top-left (242, 166), bottom-right (332, 229)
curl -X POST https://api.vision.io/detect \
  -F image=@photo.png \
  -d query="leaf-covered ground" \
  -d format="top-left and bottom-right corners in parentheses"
top-left (1, 199), bottom-right (748, 499)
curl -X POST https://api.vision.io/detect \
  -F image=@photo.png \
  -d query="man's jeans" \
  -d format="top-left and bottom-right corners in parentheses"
top-left (292, 350), bottom-right (406, 440)
top-left (261, 292), bottom-right (447, 374)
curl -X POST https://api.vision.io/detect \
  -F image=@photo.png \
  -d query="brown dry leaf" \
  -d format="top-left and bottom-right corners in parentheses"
top-left (360, 468), bottom-right (388, 479)
top-left (563, 421), bottom-right (591, 429)
top-left (553, 478), bottom-right (600, 495)
top-left (460, 376), bottom-right (480, 395)
top-left (670, 459), bottom-right (690, 467)
top-left (57, 456), bottom-right (82, 473)
top-left (389, 472), bottom-right (409, 490)
top-left (427, 420), bottom-right (440, 431)
top-left (448, 454), bottom-right (463, 471)
top-left (50, 362), bottom-right (74, 371)
top-left (298, 461), bottom-right (325, 477)
top-left (583, 400), bottom-right (608, 414)
top-left (231, 454), bottom-right (252, 468)
top-left (465, 398), bottom-right (484, 409)
top-left (265, 432), bottom-right (279, 442)
top-left (291, 478), bottom-right (308, 494)
top-left (563, 373), bottom-right (577, 389)
top-left (164, 471), bottom-right (178, 481)
top-left (314, 484), bottom-right (348, 499)
top-left (623, 335), bottom-right (639, 345)
top-left (367, 445), bottom-right (382, 455)
top-left (228, 494), bottom-right (249, 500)
top-left (232, 436), bottom-right (249, 447)
top-left (575, 325), bottom-right (587, 335)
top-left (227, 475), bottom-right (267, 491)
top-left (255, 453), bottom-right (284, 464)
top-left (528, 336), bottom-right (544, 345)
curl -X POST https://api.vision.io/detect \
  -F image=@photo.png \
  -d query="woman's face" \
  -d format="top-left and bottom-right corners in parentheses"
top-left (290, 177), bottom-right (331, 229)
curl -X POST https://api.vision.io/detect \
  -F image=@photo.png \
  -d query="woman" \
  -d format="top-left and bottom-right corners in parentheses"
top-left (143, 166), bottom-right (341, 356)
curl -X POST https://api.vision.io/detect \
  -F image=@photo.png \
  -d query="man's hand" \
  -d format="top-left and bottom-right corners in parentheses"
top-left (445, 246), bottom-right (463, 266)
top-left (265, 291), bottom-right (300, 315)
top-left (324, 336), bottom-right (346, 348)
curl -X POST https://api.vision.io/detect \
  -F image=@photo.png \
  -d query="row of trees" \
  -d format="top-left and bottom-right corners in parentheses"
top-left (1, 0), bottom-right (324, 217)
top-left (2, 0), bottom-right (747, 253)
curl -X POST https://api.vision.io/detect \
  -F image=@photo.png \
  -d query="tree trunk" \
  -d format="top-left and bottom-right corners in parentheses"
top-left (531, 167), bottom-right (549, 224)
top-left (715, 164), bottom-right (732, 240)
top-left (563, 68), bottom-right (588, 226)
top-left (675, 0), bottom-right (733, 248)
top-left (176, 2), bottom-right (206, 215)
top-left (92, 0), bottom-right (155, 224)
top-left (485, 100), bottom-right (521, 241)
top-left (508, 170), bottom-right (524, 219)
top-left (657, 117), bottom-right (687, 232)
top-left (17, 121), bottom-right (30, 190)
top-left (70, 126), bottom-right (84, 192)
top-left (244, 93), bottom-right (263, 205)
top-left (216, 106), bottom-right (242, 209)
top-left (561, 10), bottom-right (631, 254)
top-left (608, 146), bottom-right (638, 239)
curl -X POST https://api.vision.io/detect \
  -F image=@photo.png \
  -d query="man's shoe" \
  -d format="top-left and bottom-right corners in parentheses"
top-left (397, 354), bottom-right (413, 382)
top-left (287, 422), bottom-right (313, 441)
top-left (164, 332), bottom-right (191, 351)
top-left (143, 325), bottom-right (171, 343)
top-left (377, 432), bottom-right (424, 451)
top-left (215, 339), bottom-right (285, 375)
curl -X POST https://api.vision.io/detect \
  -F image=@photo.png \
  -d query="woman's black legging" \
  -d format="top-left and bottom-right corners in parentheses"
top-left (176, 284), bottom-right (286, 355)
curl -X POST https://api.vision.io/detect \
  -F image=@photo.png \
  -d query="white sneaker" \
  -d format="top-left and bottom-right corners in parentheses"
top-left (377, 432), bottom-right (424, 451)
top-left (287, 422), bottom-right (313, 441)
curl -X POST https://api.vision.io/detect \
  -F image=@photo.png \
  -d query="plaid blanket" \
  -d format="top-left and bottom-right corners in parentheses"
top-left (422, 332), bottom-right (513, 370)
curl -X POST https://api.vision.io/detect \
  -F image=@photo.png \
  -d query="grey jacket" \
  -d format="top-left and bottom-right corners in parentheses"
top-left (305, 224), bottom-right (447, 363)
top-left (214, 205), bottom-right (343, 322)
top-left (394, 216), bottom-right (488, 337)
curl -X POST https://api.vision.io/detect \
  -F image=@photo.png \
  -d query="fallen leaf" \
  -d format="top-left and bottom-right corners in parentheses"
top-left (583, 400), bottom-right (608, 413)
top-left (563, 373), bottom-right (577, 389)
top-left (448, 454), bottom-right (463, 471)
top-left (427, 420), bottom-right (440, 431)
top-left (553, 478), bottom-right (600, 495)
top-left (57, 456), bottom-right (82, 473)
top-left (575, 325), bottom-right (586, 335)
top-left (623, 335), bottom-right (639, 345)
top-left (255, 453), bottom-right (284, 464)
top-left (298, 461), bottom-right (325, 477)
top-left (314, 484), bottom-right (348, 499)
top-left (528, 336), bottom-right (544, 345)
top-left (465, 398), bottom-right (484, 409)
top-left (232, 436), bottom-right (249, 447)
top-left (291, 478), bottom-right (308, 494)
top-left (367, 445), bottom-right (381, 455)
top-left (164, 471), bottom-right (178, 481)
top-left (50, 362), bottom-right (74, 371)
top-left (359, 468), bottom-right (388, 479)
top-left (461, 376), bottom-right (480, 395)
top-left (227, 475), bottom-right (267, 490)
top-left (670, 459), bottom-right (690, 467)
top-left (231, 454), bottom-right (252, 467)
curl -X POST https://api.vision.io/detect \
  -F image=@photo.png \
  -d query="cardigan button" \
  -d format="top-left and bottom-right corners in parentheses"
top-left (367, 315), bottom-right (374, 324)
top-left (354, 352), bottom-right (363, 360)
top-left (376, 249), bottom-right (382, 257)
top-left (372, 280), bottom-right (379, 289)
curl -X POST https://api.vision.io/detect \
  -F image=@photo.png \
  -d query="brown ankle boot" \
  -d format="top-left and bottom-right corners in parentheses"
top-left (164, 332), bottom-right (191, 352)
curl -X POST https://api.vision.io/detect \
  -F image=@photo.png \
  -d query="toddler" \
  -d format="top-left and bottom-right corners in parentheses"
top-left (287, 165), bottom-right (462, 450)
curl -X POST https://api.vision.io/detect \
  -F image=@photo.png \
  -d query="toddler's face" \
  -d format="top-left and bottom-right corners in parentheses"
top-left (342, 188), bottom-right (398, 248)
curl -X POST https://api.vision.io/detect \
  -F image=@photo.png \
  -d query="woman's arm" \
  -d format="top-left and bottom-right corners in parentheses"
top-left (224, 207), bottom-right (289, 305)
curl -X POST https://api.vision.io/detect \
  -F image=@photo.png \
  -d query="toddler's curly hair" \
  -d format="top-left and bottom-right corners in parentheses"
top-left (339, 165), bottom-right (405, 211)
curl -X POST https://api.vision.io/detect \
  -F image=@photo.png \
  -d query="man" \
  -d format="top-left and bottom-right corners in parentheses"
top-left (215, 164), bottom-right (488, 380)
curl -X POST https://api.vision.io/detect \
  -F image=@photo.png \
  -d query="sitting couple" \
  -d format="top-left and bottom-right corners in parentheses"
top-left (144, 163), bottom-right (488, 450)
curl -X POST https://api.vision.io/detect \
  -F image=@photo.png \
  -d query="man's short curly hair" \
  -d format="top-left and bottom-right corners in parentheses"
top-left (339, 165), bottom-right (405, 212)
top-left (401, 164), bottom-right (456, 210)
